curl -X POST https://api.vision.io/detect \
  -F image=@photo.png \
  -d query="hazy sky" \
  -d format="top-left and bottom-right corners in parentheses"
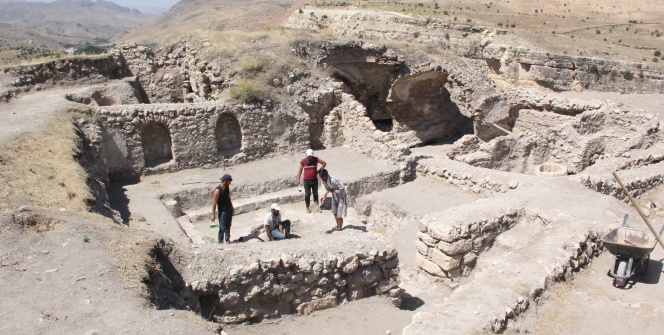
top-left (26, 0), bottom-right (180, 7)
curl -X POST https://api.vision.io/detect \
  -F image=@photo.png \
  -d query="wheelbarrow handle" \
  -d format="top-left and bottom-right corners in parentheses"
top-left (613, 172), bottom-right (664, 250)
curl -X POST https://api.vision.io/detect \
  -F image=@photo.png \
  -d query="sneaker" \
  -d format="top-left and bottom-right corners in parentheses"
top-left (306, 207), bottom-right (311, 213)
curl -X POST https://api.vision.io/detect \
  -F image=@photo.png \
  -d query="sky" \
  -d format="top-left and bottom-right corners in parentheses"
top-left (26, 0), bottom-right (180, 8)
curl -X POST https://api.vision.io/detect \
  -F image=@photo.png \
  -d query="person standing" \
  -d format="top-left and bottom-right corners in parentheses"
top-left (319, 169), bottom-right (347, 232)
top-left (296, 149), bottom-right (326, 213)
top-left (264, 203), bottom-right (291, 241)
top-left (210, 174), bottom-right (235, 244)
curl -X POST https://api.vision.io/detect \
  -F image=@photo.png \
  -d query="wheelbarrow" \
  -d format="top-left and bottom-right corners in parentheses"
top-left (602, 226), bottom-right (657, 287)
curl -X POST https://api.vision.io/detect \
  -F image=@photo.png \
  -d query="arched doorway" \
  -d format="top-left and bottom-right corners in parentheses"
top-left (215, 113), bottom-right (242, 156)
top-left (141, 122), bottom-right (173, 167)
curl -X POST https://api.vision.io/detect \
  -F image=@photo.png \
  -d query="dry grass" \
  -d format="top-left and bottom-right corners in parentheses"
top-left (0, 108), bottom-right (93, 213)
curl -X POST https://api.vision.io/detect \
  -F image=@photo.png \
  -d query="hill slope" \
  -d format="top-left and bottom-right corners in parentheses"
top-left (0, 0), bottom-right (156, 47)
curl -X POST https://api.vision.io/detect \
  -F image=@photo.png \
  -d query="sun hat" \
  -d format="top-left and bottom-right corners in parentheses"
top-left (271, 203), bottom-right (281, 211)
top-left (306, 149), bottom-right (314, 156)
top-left (220, 174), bottom-right (232, 181)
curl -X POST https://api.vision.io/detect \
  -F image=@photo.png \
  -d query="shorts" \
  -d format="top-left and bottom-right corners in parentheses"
top-left (331, 190), bottom-right (347, 218)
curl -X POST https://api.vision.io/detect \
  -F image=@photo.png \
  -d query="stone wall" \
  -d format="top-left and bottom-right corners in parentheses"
top-left (579, 160), bottom-right (664, 201)
top-left (416, 156), bottom-right (534, 197)
top-left (416, 206), bottom-right (521, 279)
top-left (154, 236), bottom-right (402, 323)
top-left (0, 53), bottom-right (129, 102)
top-left (85, 102), bottom-right (309, 178)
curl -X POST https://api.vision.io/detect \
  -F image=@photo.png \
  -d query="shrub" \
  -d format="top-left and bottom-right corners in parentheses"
top-left (653, 57), bottom-right (659, 62)
top-left (596, 30), bottom-right (601, 34)
top-left (74, 45), bottom-right (105, 55)
top-left (655, 50), bottom-right (662, 57)
top-left (229, 78), bottom-right (264, 103)
top-left (413, 31), bottom-right (421, 38)
top-left (622, 70), bottom-right (634, 80)
top-left (511, 24), bottom-right (516, 28)
top-left (498, 22), bottom-right (503, 27)
top-left (443, 10), bottom-right (449, 15)
top-left (589, 64), bottom-right (599, 74)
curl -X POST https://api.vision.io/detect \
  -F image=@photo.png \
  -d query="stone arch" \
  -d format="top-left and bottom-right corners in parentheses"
top-left (331, 63), bottom-right (397, 132)
top-left (387, 70), bottom-right (473, 144)
top-left (141, 121), bottom-right (173, 167)
top-left (215, 113), bottom-right (242, 156)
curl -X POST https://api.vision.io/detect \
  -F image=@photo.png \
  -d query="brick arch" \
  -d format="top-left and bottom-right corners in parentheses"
top-left (141, 121), bottom-right (173, 167)
top-left (215, 113), bottom-right (242, 156)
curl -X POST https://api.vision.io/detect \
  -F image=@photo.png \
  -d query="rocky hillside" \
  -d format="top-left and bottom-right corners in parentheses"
top-left (0, 0), bottom-right (156, 47)
top-left (118, 0), bottom-right (302, 46)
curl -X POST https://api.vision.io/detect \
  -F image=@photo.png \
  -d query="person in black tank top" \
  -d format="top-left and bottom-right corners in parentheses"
top-left (210, 174), bottom-right (235, 243)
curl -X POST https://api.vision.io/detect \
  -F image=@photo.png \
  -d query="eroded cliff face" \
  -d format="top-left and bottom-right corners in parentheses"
top-left (283, 9), bottom-right (664, 94)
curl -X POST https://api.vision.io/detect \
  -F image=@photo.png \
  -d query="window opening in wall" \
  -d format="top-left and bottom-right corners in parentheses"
top-left (141, 121), bottom-right (173, 167)
top-left (215, 113), bottom-right (242, 156)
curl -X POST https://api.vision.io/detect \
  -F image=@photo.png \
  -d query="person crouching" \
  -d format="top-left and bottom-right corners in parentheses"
top-left (264, 203), bottom-right (291, 241)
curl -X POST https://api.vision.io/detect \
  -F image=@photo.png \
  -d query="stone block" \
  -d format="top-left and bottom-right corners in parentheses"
top-left (296, 296), bottom-right (337, 315)
top-left (416, 253), bottom-right (446, 278)
top-left (428, 224), bottom-right (459, 243)
top-left (416, 240), bottom-right (429, 255)
top-left (431, 248), bottom-right (462, 271)
top-left (437, 238), bottom-right (473, 255)
top-left (417, 231), bottom-right (438, 246)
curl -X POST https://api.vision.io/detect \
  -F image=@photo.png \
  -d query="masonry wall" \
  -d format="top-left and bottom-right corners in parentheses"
top-left (156, 239), bottom-right (402, 323)
top-left (0, 53), bottom-right (129, 102)
top-left (90, 102), bottom-right (309, 178)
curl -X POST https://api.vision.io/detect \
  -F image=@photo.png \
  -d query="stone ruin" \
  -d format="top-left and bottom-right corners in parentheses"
top-left (2, 15), bottom-right (664, 332)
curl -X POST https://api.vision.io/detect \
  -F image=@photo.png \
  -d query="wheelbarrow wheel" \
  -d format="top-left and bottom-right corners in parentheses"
top-left (614, 260), bottom-right (628, 287)
top-left (641, 255), bottom-right (650, 275)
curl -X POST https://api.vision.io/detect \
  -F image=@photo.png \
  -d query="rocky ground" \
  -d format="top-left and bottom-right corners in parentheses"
top-left (1, 1), bottom-right (664, 333)
top-left (1, 86), bottom-right (663, 335)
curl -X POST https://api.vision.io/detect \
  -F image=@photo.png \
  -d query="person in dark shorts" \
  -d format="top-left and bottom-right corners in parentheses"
top-left (210, 174), bottom-right (235, 244)
top-left (296, 149), bottom-right (326, 213)
top-left (319, 169), bottom-right (347, 232)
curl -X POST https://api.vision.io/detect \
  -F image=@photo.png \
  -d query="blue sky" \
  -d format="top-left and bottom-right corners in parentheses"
top-left (26, 0), bottom-right (180, 7)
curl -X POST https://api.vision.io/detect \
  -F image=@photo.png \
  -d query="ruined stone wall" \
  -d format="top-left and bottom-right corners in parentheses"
top-left (159, 239), bottom-right (401, 323)
top-left (86, 102), bottom-right (309, 178)
top-left (579, 160), bottom-right (664, 201)
top-left (416, 204), bottom-right (602, 283)
top-left (416, 156), bottom-right (533, 197)
top-left (416, 206), bottom-right (521, 280)
top-left (0, 53), bottom-right (129, 102)
top-left (330, 93), bottom-right (411, 161)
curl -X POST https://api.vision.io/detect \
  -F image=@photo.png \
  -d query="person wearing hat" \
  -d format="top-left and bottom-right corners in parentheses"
top-left (210, 174), bottom-right (235, 244)
top-left (296, 148), bottom-right (326, 213)
top-left (264, 203), bottom-right (291, 241)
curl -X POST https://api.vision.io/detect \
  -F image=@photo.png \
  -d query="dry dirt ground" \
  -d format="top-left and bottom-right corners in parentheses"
top-left (1, 86), bottom-right (664, 335)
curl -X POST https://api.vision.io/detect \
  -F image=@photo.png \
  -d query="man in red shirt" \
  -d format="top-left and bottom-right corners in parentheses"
top-left (296, 149), bottom-right (327, 213)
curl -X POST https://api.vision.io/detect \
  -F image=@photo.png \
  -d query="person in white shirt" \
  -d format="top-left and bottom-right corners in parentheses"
top-left (264, 203), bottom-right (291, 240)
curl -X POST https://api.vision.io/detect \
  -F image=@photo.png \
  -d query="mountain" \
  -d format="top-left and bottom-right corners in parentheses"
top-left (118, 0), bottom-right (302, 46)
top-left (0, 0), bottom-right (157, 47)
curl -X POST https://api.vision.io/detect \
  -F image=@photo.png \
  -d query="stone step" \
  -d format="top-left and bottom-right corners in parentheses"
top-left (184, 186), bottom-right (303, 222)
